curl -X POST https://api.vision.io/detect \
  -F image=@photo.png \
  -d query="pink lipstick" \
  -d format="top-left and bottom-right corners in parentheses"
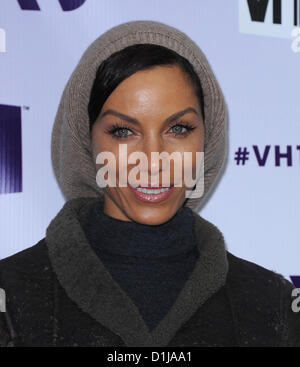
top-left (128, 184), bottom-right (175, 203)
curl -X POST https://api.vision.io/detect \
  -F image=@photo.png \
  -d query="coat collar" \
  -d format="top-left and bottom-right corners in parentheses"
top-left (45, 197), bottom-right (228, 347)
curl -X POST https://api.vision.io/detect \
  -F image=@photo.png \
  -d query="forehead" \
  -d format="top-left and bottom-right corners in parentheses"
top-left (101, 65), bottom-right (199, 116)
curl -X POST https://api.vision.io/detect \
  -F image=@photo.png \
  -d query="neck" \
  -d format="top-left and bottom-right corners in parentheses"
top-left (84, 198), bottom-right (197, 259)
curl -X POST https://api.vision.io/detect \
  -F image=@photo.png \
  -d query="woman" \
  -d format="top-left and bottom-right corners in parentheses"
top-left (0, 20), bottom-right (299, 347)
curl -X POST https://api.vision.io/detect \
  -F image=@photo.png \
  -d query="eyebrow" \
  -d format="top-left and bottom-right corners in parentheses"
top-left (99, 107), bottom-right (199, 124)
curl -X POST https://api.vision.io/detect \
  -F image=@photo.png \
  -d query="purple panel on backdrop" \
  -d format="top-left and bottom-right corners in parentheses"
top-left (58, 0), bottom-right (87, 11)
top-left (17, 0), bottom-right (86, 11)
top-left (290, 276), bottom-right (300, 289)
top-left (0, 104), bottom-right (22, 194)
top-left (17, 0), bottom-right (40, 10)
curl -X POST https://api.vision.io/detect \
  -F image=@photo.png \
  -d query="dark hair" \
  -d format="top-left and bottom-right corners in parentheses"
top-left (88, 44), bottom-right (205, 131)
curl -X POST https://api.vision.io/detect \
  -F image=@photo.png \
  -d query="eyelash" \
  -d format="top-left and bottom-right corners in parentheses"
top-left (106, 121), bottom-right (196, 139)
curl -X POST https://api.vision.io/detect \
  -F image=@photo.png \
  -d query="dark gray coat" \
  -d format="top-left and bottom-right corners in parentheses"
top-left (0, 198), bottom-right (299, 347)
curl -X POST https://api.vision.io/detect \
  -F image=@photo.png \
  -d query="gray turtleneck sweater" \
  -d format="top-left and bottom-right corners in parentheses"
top-left (83, 199), bottom-right (199, 332)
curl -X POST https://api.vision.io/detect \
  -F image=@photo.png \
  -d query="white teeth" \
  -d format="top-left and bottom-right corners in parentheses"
top-left (136, 187), bottom-right (170, 194)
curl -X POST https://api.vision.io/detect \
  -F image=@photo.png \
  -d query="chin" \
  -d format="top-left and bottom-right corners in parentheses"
top-left (130, 205), bottom-right (178, 226)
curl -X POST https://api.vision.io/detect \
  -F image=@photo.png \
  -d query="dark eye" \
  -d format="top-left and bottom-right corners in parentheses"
top-left (115, 127), bottom-right (132, 138)
top-left (107, 124), bottom-right (134, 139)
top-left (170, 123), bottom-right (195, 136)
top-left (171, 125), bottom-right (186, 135)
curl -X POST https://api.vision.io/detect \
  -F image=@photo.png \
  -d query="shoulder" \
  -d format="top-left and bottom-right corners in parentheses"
top-left (0, 239), bottom-right (53, 303)
top-left (226, 250), bottom-right (295, 304)
top-left (227, 251), bottom-right (288, 281)
top-left (0, 239), bottom-right (54, 347)
top-left (226, 251), bottom-right (300, 346)
top-left (0, 239), bottom-right (50, 280)
top-left (0, 240), bottom-right (52, 335)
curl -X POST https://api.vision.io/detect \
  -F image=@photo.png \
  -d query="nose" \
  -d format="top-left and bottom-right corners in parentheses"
top-left (138, 134), bottom-right (167, 181)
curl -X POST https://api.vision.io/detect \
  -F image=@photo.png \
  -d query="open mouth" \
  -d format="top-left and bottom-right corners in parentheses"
top-left (128, 184), bottom-right (175, 203)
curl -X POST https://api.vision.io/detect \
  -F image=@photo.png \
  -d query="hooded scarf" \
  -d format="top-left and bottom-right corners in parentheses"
top-left (51, 20), bottom-right (228, 211)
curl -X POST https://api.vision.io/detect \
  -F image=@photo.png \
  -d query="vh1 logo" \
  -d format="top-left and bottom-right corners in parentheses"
top-left (239, 0), bottom-right (300, 38)
top-left (17, 0), bottom-right (86, 11)
top-left (0, 105), bottom-right (22, 194)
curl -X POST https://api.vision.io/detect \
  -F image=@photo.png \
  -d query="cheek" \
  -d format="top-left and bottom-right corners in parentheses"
top-left (91, 133), bottom-right (119, 187)
top-left (176, 140), bottom-right (203, 187)
top-left (91, 129), bottom-right (117, 163)
top-left (92, 140), bottom-right (134, 188)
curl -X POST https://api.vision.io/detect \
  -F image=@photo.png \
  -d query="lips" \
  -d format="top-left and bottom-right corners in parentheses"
top-left (136, 184), bottom-right (174, 189)
top-left (128, 184), bottom-right (175, 203)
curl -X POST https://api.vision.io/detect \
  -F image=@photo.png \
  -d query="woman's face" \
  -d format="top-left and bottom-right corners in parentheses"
top-left (91, 65), bottom-right (204, 225)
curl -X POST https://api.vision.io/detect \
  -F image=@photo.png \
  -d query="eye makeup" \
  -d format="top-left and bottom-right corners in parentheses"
top-left (105, 120), bottom-right (197, 139)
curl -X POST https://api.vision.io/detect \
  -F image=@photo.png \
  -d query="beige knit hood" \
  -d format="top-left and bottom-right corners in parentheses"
top-left (51, 20), bottom-right (228, 211)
